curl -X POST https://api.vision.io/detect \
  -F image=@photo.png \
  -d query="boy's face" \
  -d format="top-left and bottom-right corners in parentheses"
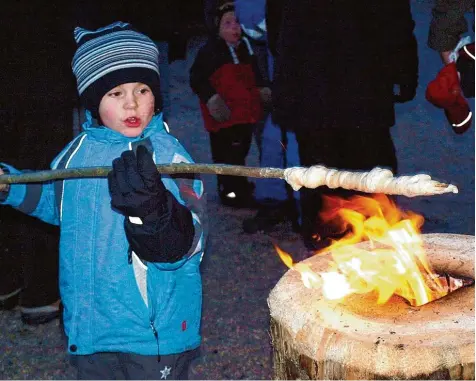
top-left (219, 11), bottom-right (241, 45)
top-left (98, 82), bottom-right (155, 138)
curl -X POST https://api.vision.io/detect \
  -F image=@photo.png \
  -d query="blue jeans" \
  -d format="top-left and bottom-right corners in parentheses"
top-left (254, 114), bottom-right (300, 205)
top-left (156, 41), bottom-right (171, 120)
top-left (254, 49), bottom-right (301, 221)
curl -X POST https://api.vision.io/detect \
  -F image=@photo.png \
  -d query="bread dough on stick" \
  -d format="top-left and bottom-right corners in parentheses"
top-left (283, 166), bottom-right (458, 197)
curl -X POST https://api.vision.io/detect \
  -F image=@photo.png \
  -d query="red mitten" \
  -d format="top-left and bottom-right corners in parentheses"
top-left (426, 62), bottom-right (472, 134)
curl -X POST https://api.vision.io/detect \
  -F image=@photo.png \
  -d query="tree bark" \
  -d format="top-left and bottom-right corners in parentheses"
top-left (268, 233), bottom-right (475, 380)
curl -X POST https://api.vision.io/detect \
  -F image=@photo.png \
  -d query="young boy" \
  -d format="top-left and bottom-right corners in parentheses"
top-left (190, 1), bottom-right (271, 208)
top-left (0, 22), bottom-right (207, 380)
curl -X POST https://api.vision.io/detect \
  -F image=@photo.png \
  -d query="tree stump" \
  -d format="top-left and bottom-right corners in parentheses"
top-left (268, 233), bottom-right (475, 380)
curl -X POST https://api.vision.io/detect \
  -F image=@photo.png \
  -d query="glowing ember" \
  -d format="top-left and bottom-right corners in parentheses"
top-left (276, 194), bottom-right (460, 306)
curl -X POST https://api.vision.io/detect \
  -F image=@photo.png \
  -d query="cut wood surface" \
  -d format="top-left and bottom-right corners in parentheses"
top-left (268, 233), bottom-right (475, 380)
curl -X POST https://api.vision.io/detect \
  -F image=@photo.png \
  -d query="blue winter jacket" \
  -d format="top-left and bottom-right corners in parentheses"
top-left (1, 112), bottom-right (207, 356)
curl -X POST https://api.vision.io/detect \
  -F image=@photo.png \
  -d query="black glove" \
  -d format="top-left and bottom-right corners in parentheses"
top-left (108, 145), bottom-right (195, 263)
top-left (108, 145), bottom-right (167, 219)
top-left (394, 83), bottom-right (417, 103)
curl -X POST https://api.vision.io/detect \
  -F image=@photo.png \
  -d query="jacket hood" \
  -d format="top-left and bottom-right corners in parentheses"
top-left (82, 110), bottom-right (166, 143)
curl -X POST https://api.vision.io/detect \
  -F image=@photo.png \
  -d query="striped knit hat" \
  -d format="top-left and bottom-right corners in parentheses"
top-left (72, 22), bottom-right (162, 117)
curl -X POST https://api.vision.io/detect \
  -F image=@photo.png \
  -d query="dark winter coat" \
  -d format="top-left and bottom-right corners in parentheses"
top-left (265, 0), bottom-right (284, 58)
top-left (190, 37), bottom-right (266, 132)
top-left (271, 0), bottom-right (418, 131)
top-left (428, 0), bottom-right (474, 52)
top-left (0, 2), bottom-right (75, 168)
top-left (72, 0), bottom-right (176, 42)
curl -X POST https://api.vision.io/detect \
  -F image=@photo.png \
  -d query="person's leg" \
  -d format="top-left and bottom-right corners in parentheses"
top-left (17, 103), bottom-right (68, 322)
top-left (298, 127), bottom-right (398, 251)
top-left (294, 128), bottom-right (343, 250)
top-left (334, 126), bottom-right (399, 212)
top-left (71, 353), bottom-right (125, 380)
top-left (302, 127), bottom-right (399, 247)
top-left (340, 128), bottom-right (397, 174)
top-left (224, 123), bottom-right (254, 194)
top-left (0, 108), bottom-right (64, 324)
top-left (254, 115), bottom-right (289, 203)
top-left (251, 43), bottom-right (270, 160)
top-left (245, 49), bottom-right (302, 233)
top-left (0, 4), bottom-right (72, 323)
top-left (215, 124), bottom-right (255, 206)
top-left (209, 128), bottom-right (234, 200)
top-left (0, 114), bottom-right (23, 299)
top-left (19, 214), bottom-right (60, 324)
top-left (0, 207), bottom-right (24, 309)
top-left (244, 116), bottom-right (296, 233)
top-left (120, 348), bottom-right (200, 380)
top-left (284, 130), bottom-right (302, 229)
top-left (210, 125), bottom-right (256, 207)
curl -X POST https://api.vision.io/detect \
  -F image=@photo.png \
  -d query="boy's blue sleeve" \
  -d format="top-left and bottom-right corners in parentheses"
top-left (0, 163), bottom-right (59, 226)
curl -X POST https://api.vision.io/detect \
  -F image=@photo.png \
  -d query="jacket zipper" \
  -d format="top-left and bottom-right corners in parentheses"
top-left (150, 321), bottom-right (161, 362)
top-left (147, 261), bottom-right (160, 362)
top-left (128, 245), bottom-right (160, 361)
top-left (128, 246), bottom-right (132, 264)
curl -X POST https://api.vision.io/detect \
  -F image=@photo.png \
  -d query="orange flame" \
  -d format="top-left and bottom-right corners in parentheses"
top-left (276, 195), bottom-right (447, 306)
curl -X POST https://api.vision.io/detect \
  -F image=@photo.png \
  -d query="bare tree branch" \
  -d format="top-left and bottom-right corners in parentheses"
top-left (0, 164), bottom-right (458, 197)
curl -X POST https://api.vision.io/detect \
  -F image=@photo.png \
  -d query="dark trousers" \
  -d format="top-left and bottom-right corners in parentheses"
top-left (71, 349), bottom-right (199, 380)
top-left (0, 3), bottom-right (73, 307)
top-left (0, 109), bottom-right (70, 307)
top-left (293, 127), bottom-right (398, 238)
top-left (0, 207), bottom-right (60, 307)
top-left (209, 124), bottom-right (254, 195)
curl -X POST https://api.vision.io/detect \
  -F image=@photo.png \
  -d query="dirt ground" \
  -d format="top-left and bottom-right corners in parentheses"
top-left (0, 1), bottom-right (474, 379)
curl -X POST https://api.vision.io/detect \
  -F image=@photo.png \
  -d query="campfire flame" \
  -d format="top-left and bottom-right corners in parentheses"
top-left (276, 194), bottom-right (454, 307)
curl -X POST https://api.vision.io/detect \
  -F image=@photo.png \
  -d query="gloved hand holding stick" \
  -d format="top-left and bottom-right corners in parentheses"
top-left (0, 164), bottom-right (458, 198)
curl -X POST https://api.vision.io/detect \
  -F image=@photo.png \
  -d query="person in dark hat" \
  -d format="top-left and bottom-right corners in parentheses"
top-left (190, 1), bottom-right (271, 208)
top-left (428, 0), bottom-right (473, 65)
top-left (426, 0), bottom-right (474, 134)
top-left (272, 0), bottom-right (418, 251)
top-left (0, 22), bottom-right (207, 380)
top-left (0, 1), bottom-right (75, 325)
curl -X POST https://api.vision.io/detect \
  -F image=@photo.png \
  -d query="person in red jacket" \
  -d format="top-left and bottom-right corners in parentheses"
top-left (190, 1), bottom-right (271, 208)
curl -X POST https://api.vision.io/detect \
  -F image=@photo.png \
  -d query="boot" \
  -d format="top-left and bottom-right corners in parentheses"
top-left (219, 181), bottom-right (256, 208)
top-left (243, 199), bottom-right (299, 233)
top-left (0, 288), bottom-right (21, 310)
top-left (20, 299), bottom-right (61, 325)
top-left (302, 224), bottom-right (348, 252)
top-left (0, 288), bottom-right (61, 325)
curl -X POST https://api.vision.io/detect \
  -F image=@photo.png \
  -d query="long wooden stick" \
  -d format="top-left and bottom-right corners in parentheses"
top-left (0, 164), bottom-right (283, 183)
top-left (0, 163), bottom-right (458, 197)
